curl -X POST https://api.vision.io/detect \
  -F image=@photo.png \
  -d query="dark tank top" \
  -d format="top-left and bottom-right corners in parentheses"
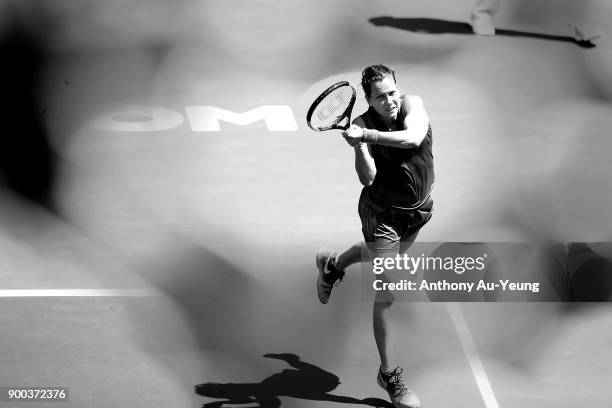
top-left (359, 96), bottom-right (434, 209)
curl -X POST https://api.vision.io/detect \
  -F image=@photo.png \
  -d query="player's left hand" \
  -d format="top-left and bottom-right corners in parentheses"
top-left (342, 124), bottom-right (364, 147)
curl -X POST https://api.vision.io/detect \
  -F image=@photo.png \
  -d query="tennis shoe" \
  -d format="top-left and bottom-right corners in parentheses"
top-left (315, 247), bottom-right (345, 304)
top-left (377, 367), bottom-right (420, 408)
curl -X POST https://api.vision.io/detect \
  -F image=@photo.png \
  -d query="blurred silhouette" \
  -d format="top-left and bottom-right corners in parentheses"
top-left (567, 242), bottom-right (612, 302)
top-left (0, 14), bottom-right (57, 209)
top-left (195, 353), bottom-right (392, 408)
top-left (369, 17), bottom-right (597, 48)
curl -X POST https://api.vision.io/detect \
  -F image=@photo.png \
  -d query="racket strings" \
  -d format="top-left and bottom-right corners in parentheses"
top-left (311, 86), bottom-right (354, 128)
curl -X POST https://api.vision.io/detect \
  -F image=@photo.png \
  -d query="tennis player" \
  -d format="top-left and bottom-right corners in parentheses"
top-left (316, 64), bottom-right (433, 408)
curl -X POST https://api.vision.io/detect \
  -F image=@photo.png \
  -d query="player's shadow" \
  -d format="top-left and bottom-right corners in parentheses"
top-left (195, 353), bottom-right (392, 408)
top-left (369, 17), bottom-right (597, 48)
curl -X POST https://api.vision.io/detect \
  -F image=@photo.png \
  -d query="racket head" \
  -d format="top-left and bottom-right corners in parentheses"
top-left (306, 81), bottom-right (356, 131)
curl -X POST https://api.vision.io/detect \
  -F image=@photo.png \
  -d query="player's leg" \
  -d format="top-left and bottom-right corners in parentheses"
top-left (470, 0), bottom-right (500, 35)
top-left (362, 201), bottom-right (421, 408)
top-left (319, 241), bottom-right (375, 273)
top-left (473, 0), bottom-right (500, 14)
top-left (373, 288), bottom-right (396, 373)
top-left (370, 233), bottom-right (421, 408)
top-left (336, 241), bottom-right (368, 269)
top-left (374, 204), bottom-right (432, 408)
top-left (316, 190), bottom-right (380, 304)
top-left (370, 240), bottom-right (400, 373)
top-left (373, 226), bottom-right (420, 371)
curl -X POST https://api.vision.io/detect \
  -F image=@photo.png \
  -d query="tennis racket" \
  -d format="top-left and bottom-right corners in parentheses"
top-left (306, 81), bottom-right (356, 132)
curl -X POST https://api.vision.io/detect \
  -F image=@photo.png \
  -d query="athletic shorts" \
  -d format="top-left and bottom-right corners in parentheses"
top-left (358, 187), bottom-right (433, 257)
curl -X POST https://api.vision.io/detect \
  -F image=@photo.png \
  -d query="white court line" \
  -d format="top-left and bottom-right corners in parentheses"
top-left (446, 302), bottom-right (501, 408)
top-left (0, 289), bottom-right (158, 297)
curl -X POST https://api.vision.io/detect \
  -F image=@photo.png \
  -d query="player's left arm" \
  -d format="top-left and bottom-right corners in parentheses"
top-left (363, 95), bottom-right (430, 149)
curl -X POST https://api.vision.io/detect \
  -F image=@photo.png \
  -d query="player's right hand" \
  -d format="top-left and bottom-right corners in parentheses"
top-left (342, 124), bottom-right (364, 147)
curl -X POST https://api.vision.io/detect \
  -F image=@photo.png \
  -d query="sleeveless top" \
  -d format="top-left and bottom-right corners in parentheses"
top-left (359, 96), bottom-right (434, 209)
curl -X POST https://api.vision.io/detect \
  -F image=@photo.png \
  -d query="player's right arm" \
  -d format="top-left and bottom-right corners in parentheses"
top-left (348, 117), bottom-right (376, 186)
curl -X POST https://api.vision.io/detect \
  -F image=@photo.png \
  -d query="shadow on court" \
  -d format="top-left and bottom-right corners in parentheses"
top-left (127, 237), bottom-right (264, 354)
top-left (195, 353), bottom-right (392, 408)
top-left (369, 17), bottom-right (597, 48)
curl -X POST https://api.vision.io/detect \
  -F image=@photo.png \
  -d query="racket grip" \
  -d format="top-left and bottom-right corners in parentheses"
top-left (362, 129), bottom-right (380, 144)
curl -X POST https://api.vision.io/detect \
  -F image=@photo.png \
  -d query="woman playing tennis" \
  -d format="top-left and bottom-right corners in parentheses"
top-left (314, 64), bottom-right (434, 408)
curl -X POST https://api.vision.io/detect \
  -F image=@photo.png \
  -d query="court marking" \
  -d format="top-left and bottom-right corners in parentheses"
top-left (446, 302), bottom-right (500, 408)
top-left (0, 289), bottom-right (158, 297)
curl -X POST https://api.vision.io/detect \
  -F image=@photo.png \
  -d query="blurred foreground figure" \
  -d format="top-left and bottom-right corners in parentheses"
top-left (0, 7), bottom-right (56, 210)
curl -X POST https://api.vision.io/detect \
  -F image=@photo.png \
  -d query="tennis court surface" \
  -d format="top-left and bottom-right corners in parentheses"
top-left (2, 0), bottom-right (612, 407)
